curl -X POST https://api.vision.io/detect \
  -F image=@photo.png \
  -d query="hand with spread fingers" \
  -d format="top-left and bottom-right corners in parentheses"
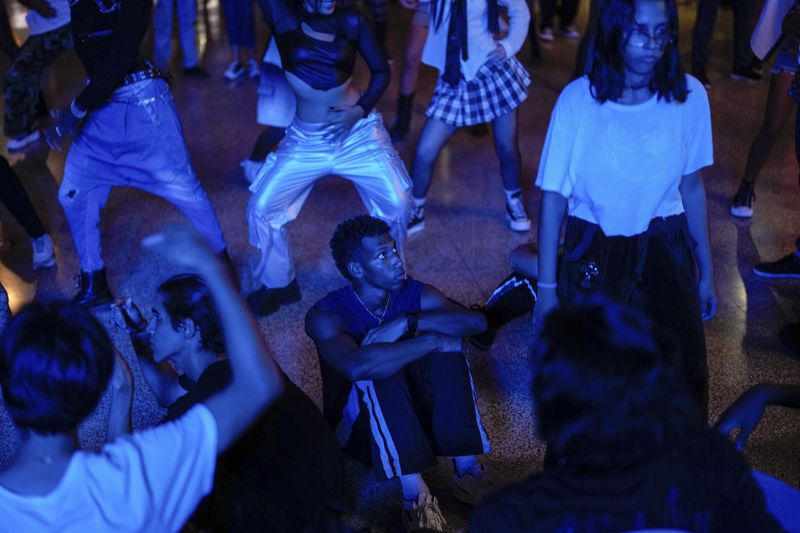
top-left (141, 224), bottom-right (221, 276)
top-left (322, 105), bottom-right (365, 143)
top-left (715, 387), bottom-right (768, 451)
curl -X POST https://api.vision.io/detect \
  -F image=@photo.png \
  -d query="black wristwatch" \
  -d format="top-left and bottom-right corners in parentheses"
top-left (406, 311), bottom-right (419, 338)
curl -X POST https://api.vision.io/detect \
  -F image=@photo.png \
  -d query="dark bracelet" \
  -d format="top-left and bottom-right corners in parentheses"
top-left (406, 312), bottom-right (419, 338)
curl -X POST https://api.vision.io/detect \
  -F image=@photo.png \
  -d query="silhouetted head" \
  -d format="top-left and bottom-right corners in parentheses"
top-left (532, 294), bottom-right (698, 470)
top-left (0, 300), bottom-right (114, 434)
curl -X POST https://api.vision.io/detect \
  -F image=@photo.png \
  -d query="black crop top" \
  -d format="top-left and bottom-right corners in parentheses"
top-left (259, 0), bottom-right (390, 115)
top-left (69, 0), bottom-right (151, 111)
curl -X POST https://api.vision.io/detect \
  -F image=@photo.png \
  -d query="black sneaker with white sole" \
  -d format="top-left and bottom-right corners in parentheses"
top-left (408, 207), bottom-right (426, 236)
top-left (730, 180), bottom-right (755, 218)
top-left (753, 253), bottom-right (800, 279)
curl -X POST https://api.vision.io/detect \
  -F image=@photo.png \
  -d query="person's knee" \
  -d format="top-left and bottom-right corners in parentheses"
top-left (58, 181), bottom-right (83, 207)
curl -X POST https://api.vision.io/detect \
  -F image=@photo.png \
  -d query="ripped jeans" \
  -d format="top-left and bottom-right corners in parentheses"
top-left (59, 79), bottom-right (225, 272)
top-left (559, 214), bottom-right (709, 413)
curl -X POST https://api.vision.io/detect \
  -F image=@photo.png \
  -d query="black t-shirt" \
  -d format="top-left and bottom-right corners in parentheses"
top-left (470, 429), bottom-right (785, 533)
top-left (69, 0), bottom-right (150, 110)
top-left (166, 360), bottom-right (345, 533)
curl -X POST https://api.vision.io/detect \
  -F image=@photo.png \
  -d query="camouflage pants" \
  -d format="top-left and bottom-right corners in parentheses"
top-left (4, 23), bottom-right (72, 137)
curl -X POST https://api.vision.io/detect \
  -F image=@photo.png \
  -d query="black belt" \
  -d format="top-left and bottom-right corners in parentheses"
top-left (121, 67), bottom-right (171, 87)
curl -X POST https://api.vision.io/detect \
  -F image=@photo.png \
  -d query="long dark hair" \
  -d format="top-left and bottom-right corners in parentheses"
top-left (588, 0), bottom-right (687, 103)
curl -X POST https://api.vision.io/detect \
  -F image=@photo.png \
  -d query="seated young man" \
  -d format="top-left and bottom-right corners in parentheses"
top-left (112, 273), bottom-right (345, 532)
top-left (306, 215), bottom-right (492, 532)
top-left (0, 226), bottom-right (283, 531)
top-left (470, 296), bottom-right (784, 532)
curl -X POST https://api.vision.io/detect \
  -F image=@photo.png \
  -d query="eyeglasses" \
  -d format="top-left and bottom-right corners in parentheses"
top-left (626, 28), bottom-right (676, 49)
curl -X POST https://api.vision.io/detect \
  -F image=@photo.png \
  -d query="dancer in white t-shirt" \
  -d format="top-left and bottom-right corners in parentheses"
top-left (534, 0), bottom-right (717, 412)
top-left (0, 226), bottom-right (282, 533)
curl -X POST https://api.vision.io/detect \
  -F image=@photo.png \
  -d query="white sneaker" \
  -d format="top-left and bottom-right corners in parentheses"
top-left (401, 493), bottom-right (449, 533)
top-left (223, 60), bottom-right (245, 81)
top-left (248, 59), bottom-right (261, 79)
top-left (31, 234), bottom-right (55, 270)
top-left (240, 158), bottom-right (263, 183)
top-left (539, 27), bottom-right (555, 42)
top-left (7, 131), bottom-right (40, 152)
top-left (505, 193), bottom-right (531, 232)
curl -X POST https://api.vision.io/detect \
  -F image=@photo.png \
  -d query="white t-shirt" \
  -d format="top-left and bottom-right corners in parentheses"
top-left (0, 404), bottom-right (218, 533)
top-left (535, 75), bottom-right (713, 237)
top-left (26, 0), bottom-right (71, 36)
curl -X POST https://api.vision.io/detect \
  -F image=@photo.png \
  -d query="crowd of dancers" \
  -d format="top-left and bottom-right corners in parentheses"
top-left (0, 0), bottom-right (800, 530)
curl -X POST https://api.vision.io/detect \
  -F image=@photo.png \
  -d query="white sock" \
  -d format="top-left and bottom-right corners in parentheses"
top-left (504, 189), bottom-right (522, 203)
top-left (400, 473), bottom-right (430, 506)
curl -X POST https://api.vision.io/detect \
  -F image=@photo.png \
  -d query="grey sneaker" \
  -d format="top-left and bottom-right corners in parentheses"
top-left (31, 234), bottom-right (55, 270)
top-left (402, 493), bottom-right (449, 533)
top-left (408, 206), bottom-right (426, 236)
top-left (452, 464), bottom-right (496, 506)
top-left (506, 193), bottom-right (531, 232)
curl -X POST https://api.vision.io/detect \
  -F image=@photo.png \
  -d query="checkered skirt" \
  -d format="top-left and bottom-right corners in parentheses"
top-left (426, 57), bottom-right (531, 127)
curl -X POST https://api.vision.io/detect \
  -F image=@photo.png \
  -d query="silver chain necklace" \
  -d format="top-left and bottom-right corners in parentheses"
top-left (353, 289), bottom-right (390, 324)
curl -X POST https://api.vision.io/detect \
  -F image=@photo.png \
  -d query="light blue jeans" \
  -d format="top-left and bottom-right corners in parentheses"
top-left (60, 79), bottom-right (226, 272)
top-left (153, 0), bottom-right (199, 69)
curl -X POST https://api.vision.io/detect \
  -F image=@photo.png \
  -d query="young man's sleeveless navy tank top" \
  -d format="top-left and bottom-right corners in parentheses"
top-left (311, 278), bottom-right (423, 426)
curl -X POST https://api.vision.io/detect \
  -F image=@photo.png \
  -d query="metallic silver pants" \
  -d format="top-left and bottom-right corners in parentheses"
top-left (247, 111), bottom-right (412, 288)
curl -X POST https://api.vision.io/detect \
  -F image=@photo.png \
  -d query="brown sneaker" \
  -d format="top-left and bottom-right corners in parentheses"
top-left (402, 493), bottom-right (449, 532)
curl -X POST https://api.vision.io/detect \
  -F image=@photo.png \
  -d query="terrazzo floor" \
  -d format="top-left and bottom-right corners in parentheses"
top-left (1, 0), bottom-right (800, 530)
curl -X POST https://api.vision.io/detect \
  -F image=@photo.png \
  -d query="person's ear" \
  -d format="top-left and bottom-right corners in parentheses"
top-left (178, 318), bottom-right (198, 340)
top-left (347, 261), bottom-right (364, 279)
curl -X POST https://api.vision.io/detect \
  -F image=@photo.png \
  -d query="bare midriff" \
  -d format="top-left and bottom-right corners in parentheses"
top-left (285, 71), bottom-right (361, 123)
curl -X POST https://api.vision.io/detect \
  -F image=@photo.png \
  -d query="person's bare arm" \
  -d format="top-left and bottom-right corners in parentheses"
top-left (142, 226), bottom-right (283, 453)
top-left (680, 170), bottom-right (717, 321)
top-left (533, 191), bottom-right (567, 327)
top-left (716, 384), bottom-right (800, 450)
top-left (106, 352), bottom-right (134, 442)
top-left (306, 308), bottom-right (460, 381)
top-left (416, 284), bottom-right (487, 337)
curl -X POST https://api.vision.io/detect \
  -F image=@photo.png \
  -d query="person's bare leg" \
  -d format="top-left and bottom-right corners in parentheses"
top-left (410, 117), bottom-right (459, 200)
top-left (741, 71), bottom-right (794, 185)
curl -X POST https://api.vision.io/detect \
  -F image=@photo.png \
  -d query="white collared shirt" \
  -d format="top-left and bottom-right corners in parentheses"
top-left (422, 0), bottom-right (530, 82)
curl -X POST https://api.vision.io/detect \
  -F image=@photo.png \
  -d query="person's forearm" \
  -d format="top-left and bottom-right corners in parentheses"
top-left (752, 383), bottom-right (800, 409)
top-left (537, 191), bottom-right (567, 284)
top-left (498, 0), bottom-right (531, 57)
top-left (130, 332), bottom-right (182, 407)
top-left (106, 386), bottom-right (132, 441)
top-left (418, 309), bottom-right (486, 337)
top-left (681, 174), bottom-right (714, 280)
top-left (347, 334), bottom-right (444, 381)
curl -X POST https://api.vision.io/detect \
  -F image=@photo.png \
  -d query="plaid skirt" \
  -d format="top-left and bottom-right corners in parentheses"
top-left (426, 57), bottom-right (530, 127)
